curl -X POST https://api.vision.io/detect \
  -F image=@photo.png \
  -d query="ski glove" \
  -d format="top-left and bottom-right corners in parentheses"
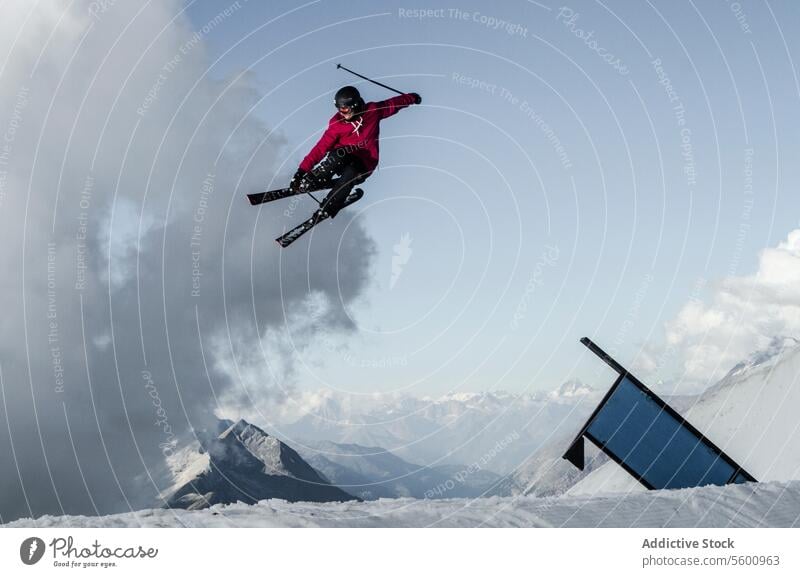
top-left (290, 168), bottom-right (307, 191)
top-left (410, 93), bottom-right (422, 105)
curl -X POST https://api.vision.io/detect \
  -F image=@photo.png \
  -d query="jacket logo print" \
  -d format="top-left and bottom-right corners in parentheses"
top-left (348, 117), bottom-right (363, 136)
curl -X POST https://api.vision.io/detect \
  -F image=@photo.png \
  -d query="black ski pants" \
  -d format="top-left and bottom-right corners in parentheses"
top-left (310, 149), bottom-right (369, 218)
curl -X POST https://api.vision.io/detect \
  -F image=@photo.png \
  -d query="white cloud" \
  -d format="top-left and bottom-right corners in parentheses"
top-left (641, 229), bottom-right (800, 389)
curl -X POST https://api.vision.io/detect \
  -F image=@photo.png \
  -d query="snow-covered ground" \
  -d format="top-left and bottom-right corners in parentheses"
top-left (6, 480), bottom-right (799, 528)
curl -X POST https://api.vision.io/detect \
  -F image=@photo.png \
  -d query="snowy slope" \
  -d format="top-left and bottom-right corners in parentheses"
top-left (683, 337), bottom-right (800, 481)
top-left (567, 338), bottom-right (800, 496)
top-left (7, 480), bottom-right (800, 527)
top-left (488, 432), bottom-right (609, 498)
top-left (160, 442), bottom-right (211, 499)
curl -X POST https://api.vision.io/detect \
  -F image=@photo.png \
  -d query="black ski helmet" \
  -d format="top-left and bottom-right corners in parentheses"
top-left (334, 86), bottom-right (364, 114)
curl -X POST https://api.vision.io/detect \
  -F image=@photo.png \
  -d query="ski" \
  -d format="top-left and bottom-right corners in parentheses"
top-left (247, 176), bottom-right (333, 206)
top-left (247, 187), bottom-right (300, 206)
top-left (275, 188), bottom-right (364, 248)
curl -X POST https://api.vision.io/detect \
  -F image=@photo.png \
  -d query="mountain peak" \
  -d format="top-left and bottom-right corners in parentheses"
top-left (219, 418), bottom-right (265, 441)
top-left (549, 379), bottom-right (593, 400)
top-left (722, 336), bottom-right (800, 382)
top-left (165, 419), bottom-right (356, 510)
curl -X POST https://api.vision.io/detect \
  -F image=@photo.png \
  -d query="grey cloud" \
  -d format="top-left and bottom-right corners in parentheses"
top-left (0, 1), bottom-right (375, 523)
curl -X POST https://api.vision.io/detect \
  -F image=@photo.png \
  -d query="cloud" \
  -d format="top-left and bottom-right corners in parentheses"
top-left (98, 197), bottom-right (157, 291)
top-left (0, 1), bottom-right (374, 523)
top-left (638, 229), bottom-right (800, 390)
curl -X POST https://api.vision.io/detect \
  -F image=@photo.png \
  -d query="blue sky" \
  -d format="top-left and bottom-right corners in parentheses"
top-left (186, 0), bottom-right (800, 396)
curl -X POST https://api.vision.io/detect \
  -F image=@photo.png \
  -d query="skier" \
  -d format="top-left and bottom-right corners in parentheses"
top-left (289, 85), bottom-right (421, 221)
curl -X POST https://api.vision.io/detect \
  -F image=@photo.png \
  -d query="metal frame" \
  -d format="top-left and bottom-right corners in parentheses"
top-left (563, 337), bottom-right (757, 489)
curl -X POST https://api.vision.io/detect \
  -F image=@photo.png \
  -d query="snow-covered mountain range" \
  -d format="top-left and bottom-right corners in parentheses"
top-left (296, 440), bottom-right (500, 500)
top-left (165, 421), bottom-right (501, 505)
top-left (272, 382), bottom-right (599, 474)
top-left (7, 338), bottom-right (800, 527)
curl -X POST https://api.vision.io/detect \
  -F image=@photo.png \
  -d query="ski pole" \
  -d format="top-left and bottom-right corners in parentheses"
top-left (305, 190), bottom-right (322, 206)
top-left (336, 63), bottom-right (405, 96)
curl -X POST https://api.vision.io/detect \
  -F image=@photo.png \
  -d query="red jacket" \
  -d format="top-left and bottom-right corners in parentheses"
top-left (299, 93), bottom-right (417, 174)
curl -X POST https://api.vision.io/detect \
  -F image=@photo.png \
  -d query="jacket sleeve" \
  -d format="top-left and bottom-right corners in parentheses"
top-left (299, 120), bottom-right (338, 171)
top-left (375, 93), bottom-right (417, 120)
